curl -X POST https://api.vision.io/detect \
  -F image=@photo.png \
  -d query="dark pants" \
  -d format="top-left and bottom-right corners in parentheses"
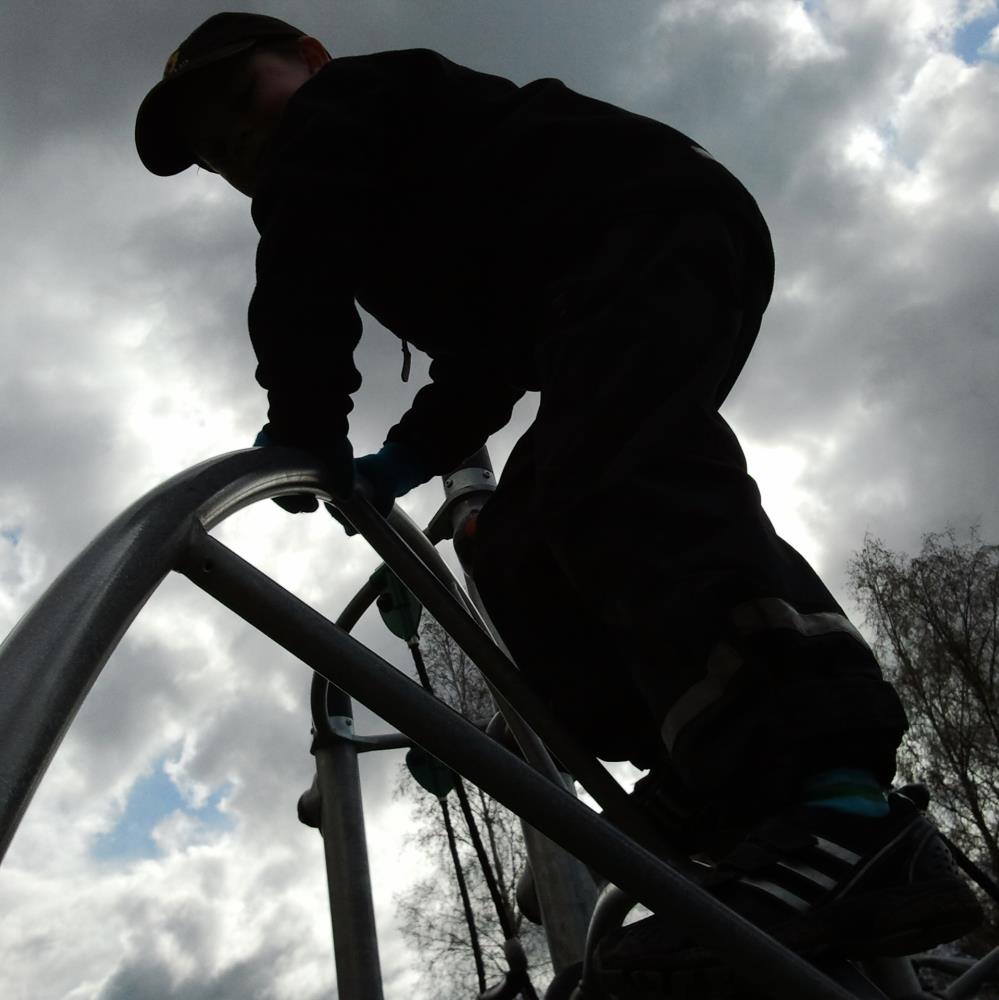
top-left (473, 211), bottom-right (907, 833)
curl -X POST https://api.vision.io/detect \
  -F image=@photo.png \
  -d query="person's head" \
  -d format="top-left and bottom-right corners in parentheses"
top-left (135, 12), bottom-right (331, 196)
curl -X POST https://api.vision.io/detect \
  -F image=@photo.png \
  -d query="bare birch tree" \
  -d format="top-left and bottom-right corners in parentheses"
top-left (848, 527), bottom-right (999, 951)
top-left (395, 617), bottom-right (550, 1000)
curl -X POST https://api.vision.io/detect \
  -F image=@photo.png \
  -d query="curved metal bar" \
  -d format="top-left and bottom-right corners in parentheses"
top-left (944, 944), bottom-right (999, 1000)
top-left (0, 446), bottom-right (335, 862)
top-left (580, 883), bottom-right (643, 989)
top-left (910, 955), bottom-right (975, 976)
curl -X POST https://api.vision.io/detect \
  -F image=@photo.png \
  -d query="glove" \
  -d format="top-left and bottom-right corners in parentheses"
top-left (254, 427), bottom-right (354, 513)
top-left (327, 441), bottom-right (433, 535)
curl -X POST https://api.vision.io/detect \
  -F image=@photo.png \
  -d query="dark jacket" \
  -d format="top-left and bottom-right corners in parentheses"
top-left (248, 48), bottom-right (773, 473)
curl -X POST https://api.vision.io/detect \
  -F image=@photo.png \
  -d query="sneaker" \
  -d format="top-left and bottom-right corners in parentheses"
top-left (592, 791), bottom-right (983, 993)
top-left (630, 767), bottom-right (755, 860)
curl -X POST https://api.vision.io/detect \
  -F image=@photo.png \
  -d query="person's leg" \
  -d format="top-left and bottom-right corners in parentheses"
top-left (528, 210), bottom-right (905, 831)
top-left (517, 210), bottom-right (981, 976)
top-left (474, 427), bottom-right (665, 769)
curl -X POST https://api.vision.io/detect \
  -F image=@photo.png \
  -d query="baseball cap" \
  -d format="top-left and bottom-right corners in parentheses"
top-left (135, 12), bottom-right (306, 176)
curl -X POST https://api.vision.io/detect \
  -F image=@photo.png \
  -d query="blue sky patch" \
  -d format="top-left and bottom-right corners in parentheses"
top-left (954, 11), bottom-right (999, 64)
top-left (1, 526), bottom-right (22, 547)
top-left (91, 759), bottom-right (233, 861)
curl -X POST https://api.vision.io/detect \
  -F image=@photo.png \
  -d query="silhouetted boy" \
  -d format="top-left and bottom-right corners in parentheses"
top-left (136, 12), bottom-right (981, 989)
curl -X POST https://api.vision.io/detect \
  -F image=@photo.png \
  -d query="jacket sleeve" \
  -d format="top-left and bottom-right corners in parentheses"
top-left (385, 356), bottom-right (525, 474)
top-left (248, 49), bottom-right (524, 460)
top-left (246, 51), bottom-right (445, 451)
top-left (248, 179), bottom-right (363, 451)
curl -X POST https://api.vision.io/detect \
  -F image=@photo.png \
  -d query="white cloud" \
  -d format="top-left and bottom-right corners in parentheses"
top-left (740, 435), bottom-right (829, 569)
top-left (843, 123), bottom-right (890, 171)
top-left (2, 1), bottom-right (998, 997)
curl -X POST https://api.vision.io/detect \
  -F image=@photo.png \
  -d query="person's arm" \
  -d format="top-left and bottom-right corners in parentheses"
top-left (384, 355), bottom-right (525, 475)
top-left (248, 48), bottom-right (525, 473)
top-left (249, 196), bottom-right (362, 453)
top-left (247, 182), bottom-right (361, 502)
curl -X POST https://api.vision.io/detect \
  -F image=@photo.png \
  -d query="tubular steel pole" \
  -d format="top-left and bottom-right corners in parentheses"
top-left (313, 681), bottom-right (385, 1000)
top-left (176, 525), bottom-right (858, 1000)
top-left (306, 574), bottom-right (400, 1000)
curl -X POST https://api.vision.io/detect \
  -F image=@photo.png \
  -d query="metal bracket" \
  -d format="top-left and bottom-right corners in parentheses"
top-left (320, 714), bottom-right (411, 753)
top-left (443, 466), bottom-right (496, 502)
top-left (426, 466), bottom-right (496, 545)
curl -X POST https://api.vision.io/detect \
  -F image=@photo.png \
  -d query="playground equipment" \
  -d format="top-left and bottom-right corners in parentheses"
top-left (0, 446), bottom-right (996, 999)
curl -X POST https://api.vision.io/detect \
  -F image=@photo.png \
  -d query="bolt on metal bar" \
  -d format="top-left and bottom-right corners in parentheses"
top-left (177, 524), bottom-right (859, 1000)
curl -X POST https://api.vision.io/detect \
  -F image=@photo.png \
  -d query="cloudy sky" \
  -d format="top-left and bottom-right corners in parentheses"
top-left (1, 1), bottom-right (997, 997)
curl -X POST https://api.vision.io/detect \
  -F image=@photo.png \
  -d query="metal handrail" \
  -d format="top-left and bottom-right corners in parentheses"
top-left (944, 943), bottom-right (999, 1000)
top-left (0, 449), bottom-right (869, 999)
top-left (0, 447), bottom-right (322, 859)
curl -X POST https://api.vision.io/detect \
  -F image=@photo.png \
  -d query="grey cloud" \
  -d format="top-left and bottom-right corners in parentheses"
top-left (616, 4), bottom-right (999, 590)
top-left (288, 0), bottom-right (665, 88)
top-left (67, 632), bottom-right (191, 795)
top-left (98, 955), bottom-right (184, 1000)
top-left (97, 946), bottom-right (325, 1000)
top-left (165, 616), bottom-right (419, 835)
top-left (3, 2), bottom-right (999, 998)
top-left (1, 2), bottom-right (220, 156)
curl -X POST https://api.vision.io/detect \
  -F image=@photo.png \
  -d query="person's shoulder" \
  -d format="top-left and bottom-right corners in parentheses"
top-left (317, 47), bottom-right (460, 79)
top-left (315, 47), bottom-right (510, 90)
top-left (275, 49), bottom-right (451, 120)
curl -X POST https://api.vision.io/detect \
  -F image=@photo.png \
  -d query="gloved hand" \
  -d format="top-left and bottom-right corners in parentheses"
top-left (254, 427), bottom-right (354, 513)
top-left (327, 441), bottom-right (433, 535)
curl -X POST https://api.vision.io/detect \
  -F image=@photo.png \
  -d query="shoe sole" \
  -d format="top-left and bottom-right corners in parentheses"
top-left (592, 878), bottom-right (984, 993)
top-left (789, 877), bottom-right (985, 958)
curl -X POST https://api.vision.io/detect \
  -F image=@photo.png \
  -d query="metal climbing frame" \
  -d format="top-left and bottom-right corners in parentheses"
top-left (0, 448), bottom-right (991, 1000)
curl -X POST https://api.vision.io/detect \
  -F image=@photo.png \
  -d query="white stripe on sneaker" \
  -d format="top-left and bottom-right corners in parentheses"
top-left (738, 875), bottom-right (812, 912)
top-left (813, 835), bottom-right (862, 866)
top-left (776, 859), bottom-right (838, 891)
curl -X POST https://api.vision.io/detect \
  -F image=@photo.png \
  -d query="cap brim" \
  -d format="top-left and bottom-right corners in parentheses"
top-left (134, 40), bottom-right (256, 176)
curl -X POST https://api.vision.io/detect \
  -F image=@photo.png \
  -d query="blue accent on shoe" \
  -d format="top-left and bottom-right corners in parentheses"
top-left (802, 768), bottom-right (890, 818)
top-left (806, 794), bottom-right (890, 817)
